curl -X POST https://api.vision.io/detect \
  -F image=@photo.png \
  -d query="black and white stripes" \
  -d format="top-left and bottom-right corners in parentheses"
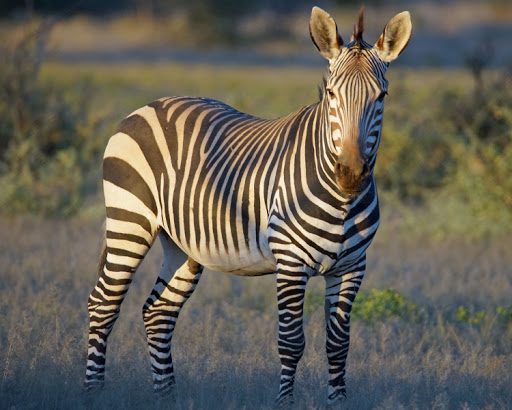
top-left (84, 6), bottom-right (412, 405)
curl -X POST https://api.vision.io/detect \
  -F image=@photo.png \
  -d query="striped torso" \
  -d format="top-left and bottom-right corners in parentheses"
top-left (103, 96), bottom-right (379, 277)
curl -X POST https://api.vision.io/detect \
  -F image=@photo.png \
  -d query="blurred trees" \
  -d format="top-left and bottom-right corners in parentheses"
top-left (371, 48), bottom-right (512, 238)
top-left (1, 0), bottom-right (311, 17)
top-left (1, 0), bottom-right (312, 45)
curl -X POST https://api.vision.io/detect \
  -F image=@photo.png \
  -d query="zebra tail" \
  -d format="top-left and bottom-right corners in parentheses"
top-left (97, 221), bottom-right (107, 276)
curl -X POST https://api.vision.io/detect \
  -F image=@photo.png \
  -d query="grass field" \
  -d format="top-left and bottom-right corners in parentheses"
top-left (1, 51), bottom-right (511, 408)
top-left (1, 216), bottom-right (511, 409)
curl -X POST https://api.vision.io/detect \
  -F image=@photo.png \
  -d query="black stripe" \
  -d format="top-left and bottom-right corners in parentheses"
top-left (106, 230), bottom-right (151, 247)
top-left (104, 157), bottom-right (158, 214)
top-left (106, 207), bottom-right (153, 234)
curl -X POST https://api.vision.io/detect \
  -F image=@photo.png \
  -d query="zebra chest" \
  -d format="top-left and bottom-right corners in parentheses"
top-left (267, 190), bottom-right (380, 276)
top-left (299, 224), bottom-right (375, 276)
top-left (321, 214), bottom-right (379, 275)
top-left (323, 236), bottom-right (372, 274)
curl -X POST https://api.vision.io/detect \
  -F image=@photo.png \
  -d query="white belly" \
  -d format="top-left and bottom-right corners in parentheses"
top-left (167, 230), bottom-right (277, 276)
top-left (204, 257), bottom-right (276, 276)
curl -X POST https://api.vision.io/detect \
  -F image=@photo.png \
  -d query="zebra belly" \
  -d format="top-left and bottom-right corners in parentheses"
top-left (181, 246), bottom-right (276, 276)
top-left (204, 258), bottom-right (276, 276)
top-left (163, 228), bottom-right (277, 276)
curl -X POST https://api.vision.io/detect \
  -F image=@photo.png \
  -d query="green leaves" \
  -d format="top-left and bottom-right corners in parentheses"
top-left (455, 305), bottom-right (512, 327)
top-left (352, 288), bottom-right (420, 323)
top-left (306, 286), bottom-right (512, 334)
top-left (304, 287), bottom-right (420, 323)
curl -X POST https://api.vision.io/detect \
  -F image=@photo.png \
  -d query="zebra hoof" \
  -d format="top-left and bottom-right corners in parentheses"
top-left (326, 389), bottom-right (347, 406)
top-left (83, 379), bottom-right (104, 393)
top-left (275, 394), bottom-right (294, 408)
top-left (155, 389), bottom-right (177, 409)
top-left (154, 378), bottom-right (177, 401)
top-left (82, 381), bottom-right (104, 407)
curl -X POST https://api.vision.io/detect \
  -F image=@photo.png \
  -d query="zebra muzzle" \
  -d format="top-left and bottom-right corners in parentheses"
top-left (334, 160), bottom-right (370, 197)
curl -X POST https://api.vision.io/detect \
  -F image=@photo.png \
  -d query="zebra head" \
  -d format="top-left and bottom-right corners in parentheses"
top-left (310, 6), bottom-right (412, 197)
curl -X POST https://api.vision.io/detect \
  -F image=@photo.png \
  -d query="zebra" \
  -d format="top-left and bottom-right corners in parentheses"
top-left (85, 6), bottom-right (412, 405)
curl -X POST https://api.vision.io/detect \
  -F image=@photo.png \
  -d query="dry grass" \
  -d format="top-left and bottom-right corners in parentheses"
top-left (1, 215), bottom-right (511, 409)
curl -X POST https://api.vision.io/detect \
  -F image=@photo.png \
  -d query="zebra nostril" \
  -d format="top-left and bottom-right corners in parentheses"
top-left (362, 162), bottom-right (369, 177)
top-left (353, 160), bottom-right (367, 178)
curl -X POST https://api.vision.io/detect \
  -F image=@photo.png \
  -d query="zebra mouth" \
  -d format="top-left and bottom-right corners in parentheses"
top-left (334, 162), bottom-right (370, 198)
top-left (339, 185), bottom-right (365, 198)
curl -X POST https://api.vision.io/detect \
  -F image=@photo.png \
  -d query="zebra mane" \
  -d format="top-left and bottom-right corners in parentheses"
top-left (351, 6), bottom-right (365, 44)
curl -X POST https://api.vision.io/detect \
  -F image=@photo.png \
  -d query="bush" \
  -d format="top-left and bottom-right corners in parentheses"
top-left (374, 55), bottom-right (512, 238)
top-left (352, 288), bottom-right (420, 323)
top-left (447, 67), bottom-right (512, 220)
top-left (304, 287), bottom-right (420, 324)
top-left (376, 124), bottom-right (456, 201)
top-left (0, 24), bottom-right (103, 215)
top-left (455, 305), bottom-right (512, 327)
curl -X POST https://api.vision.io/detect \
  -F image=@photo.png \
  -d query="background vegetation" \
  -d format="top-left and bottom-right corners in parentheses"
top-left (1, 28), bottom-right (511, 237)
top-left (1, 1), bottom-right (511, 408)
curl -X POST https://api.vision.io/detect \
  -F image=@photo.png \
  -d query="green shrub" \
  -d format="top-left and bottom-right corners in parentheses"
top-left (496, 305), bottom-right (512, 322)
top-left (0, 26), bottom-right (103, 216)
top-left (456, 305), bottom-right (512, 327)
top-left (352, 288), bottom-right (420, 323)
top-left (375, 63), bottom-right (512, 238)
top-left (305, 288), bottom-right (420, 324)
top-left (455, 306), bottom-right (488, 326)
top-left (377, 124), bottom-right (456, 201)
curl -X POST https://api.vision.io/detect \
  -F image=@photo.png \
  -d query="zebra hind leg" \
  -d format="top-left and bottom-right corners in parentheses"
top-left (85, 209), bottom-right (157, 391)
top-left (324, 260), bottom-right (366, 405)
top-left (142, 233), bottom-right (203, 396)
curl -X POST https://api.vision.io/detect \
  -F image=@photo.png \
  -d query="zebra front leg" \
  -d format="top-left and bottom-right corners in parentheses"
top-left (324, 258), bottom-right (366, 404)
top-left (85, 215), bottom-right (155, 391)
top-left (142, 238), bottom-right (203, 396)
top-left (275, 270), bottom-right (308, 405)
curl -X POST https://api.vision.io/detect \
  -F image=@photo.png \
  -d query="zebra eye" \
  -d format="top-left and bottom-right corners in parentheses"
top-left (377, 91), bottom-right (388, 101)
top-left (326, 88), bottom-right (335, 98)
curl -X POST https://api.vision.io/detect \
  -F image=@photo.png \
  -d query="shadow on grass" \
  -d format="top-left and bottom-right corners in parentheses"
top-left (2, 356), bottom-right (510, 409)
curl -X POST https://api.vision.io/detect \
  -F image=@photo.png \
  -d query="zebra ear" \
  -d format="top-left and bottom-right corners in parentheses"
top-left (309, 6), bottom-right (343, 62)
top-left (374, 11), bottom-right (412, 63)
